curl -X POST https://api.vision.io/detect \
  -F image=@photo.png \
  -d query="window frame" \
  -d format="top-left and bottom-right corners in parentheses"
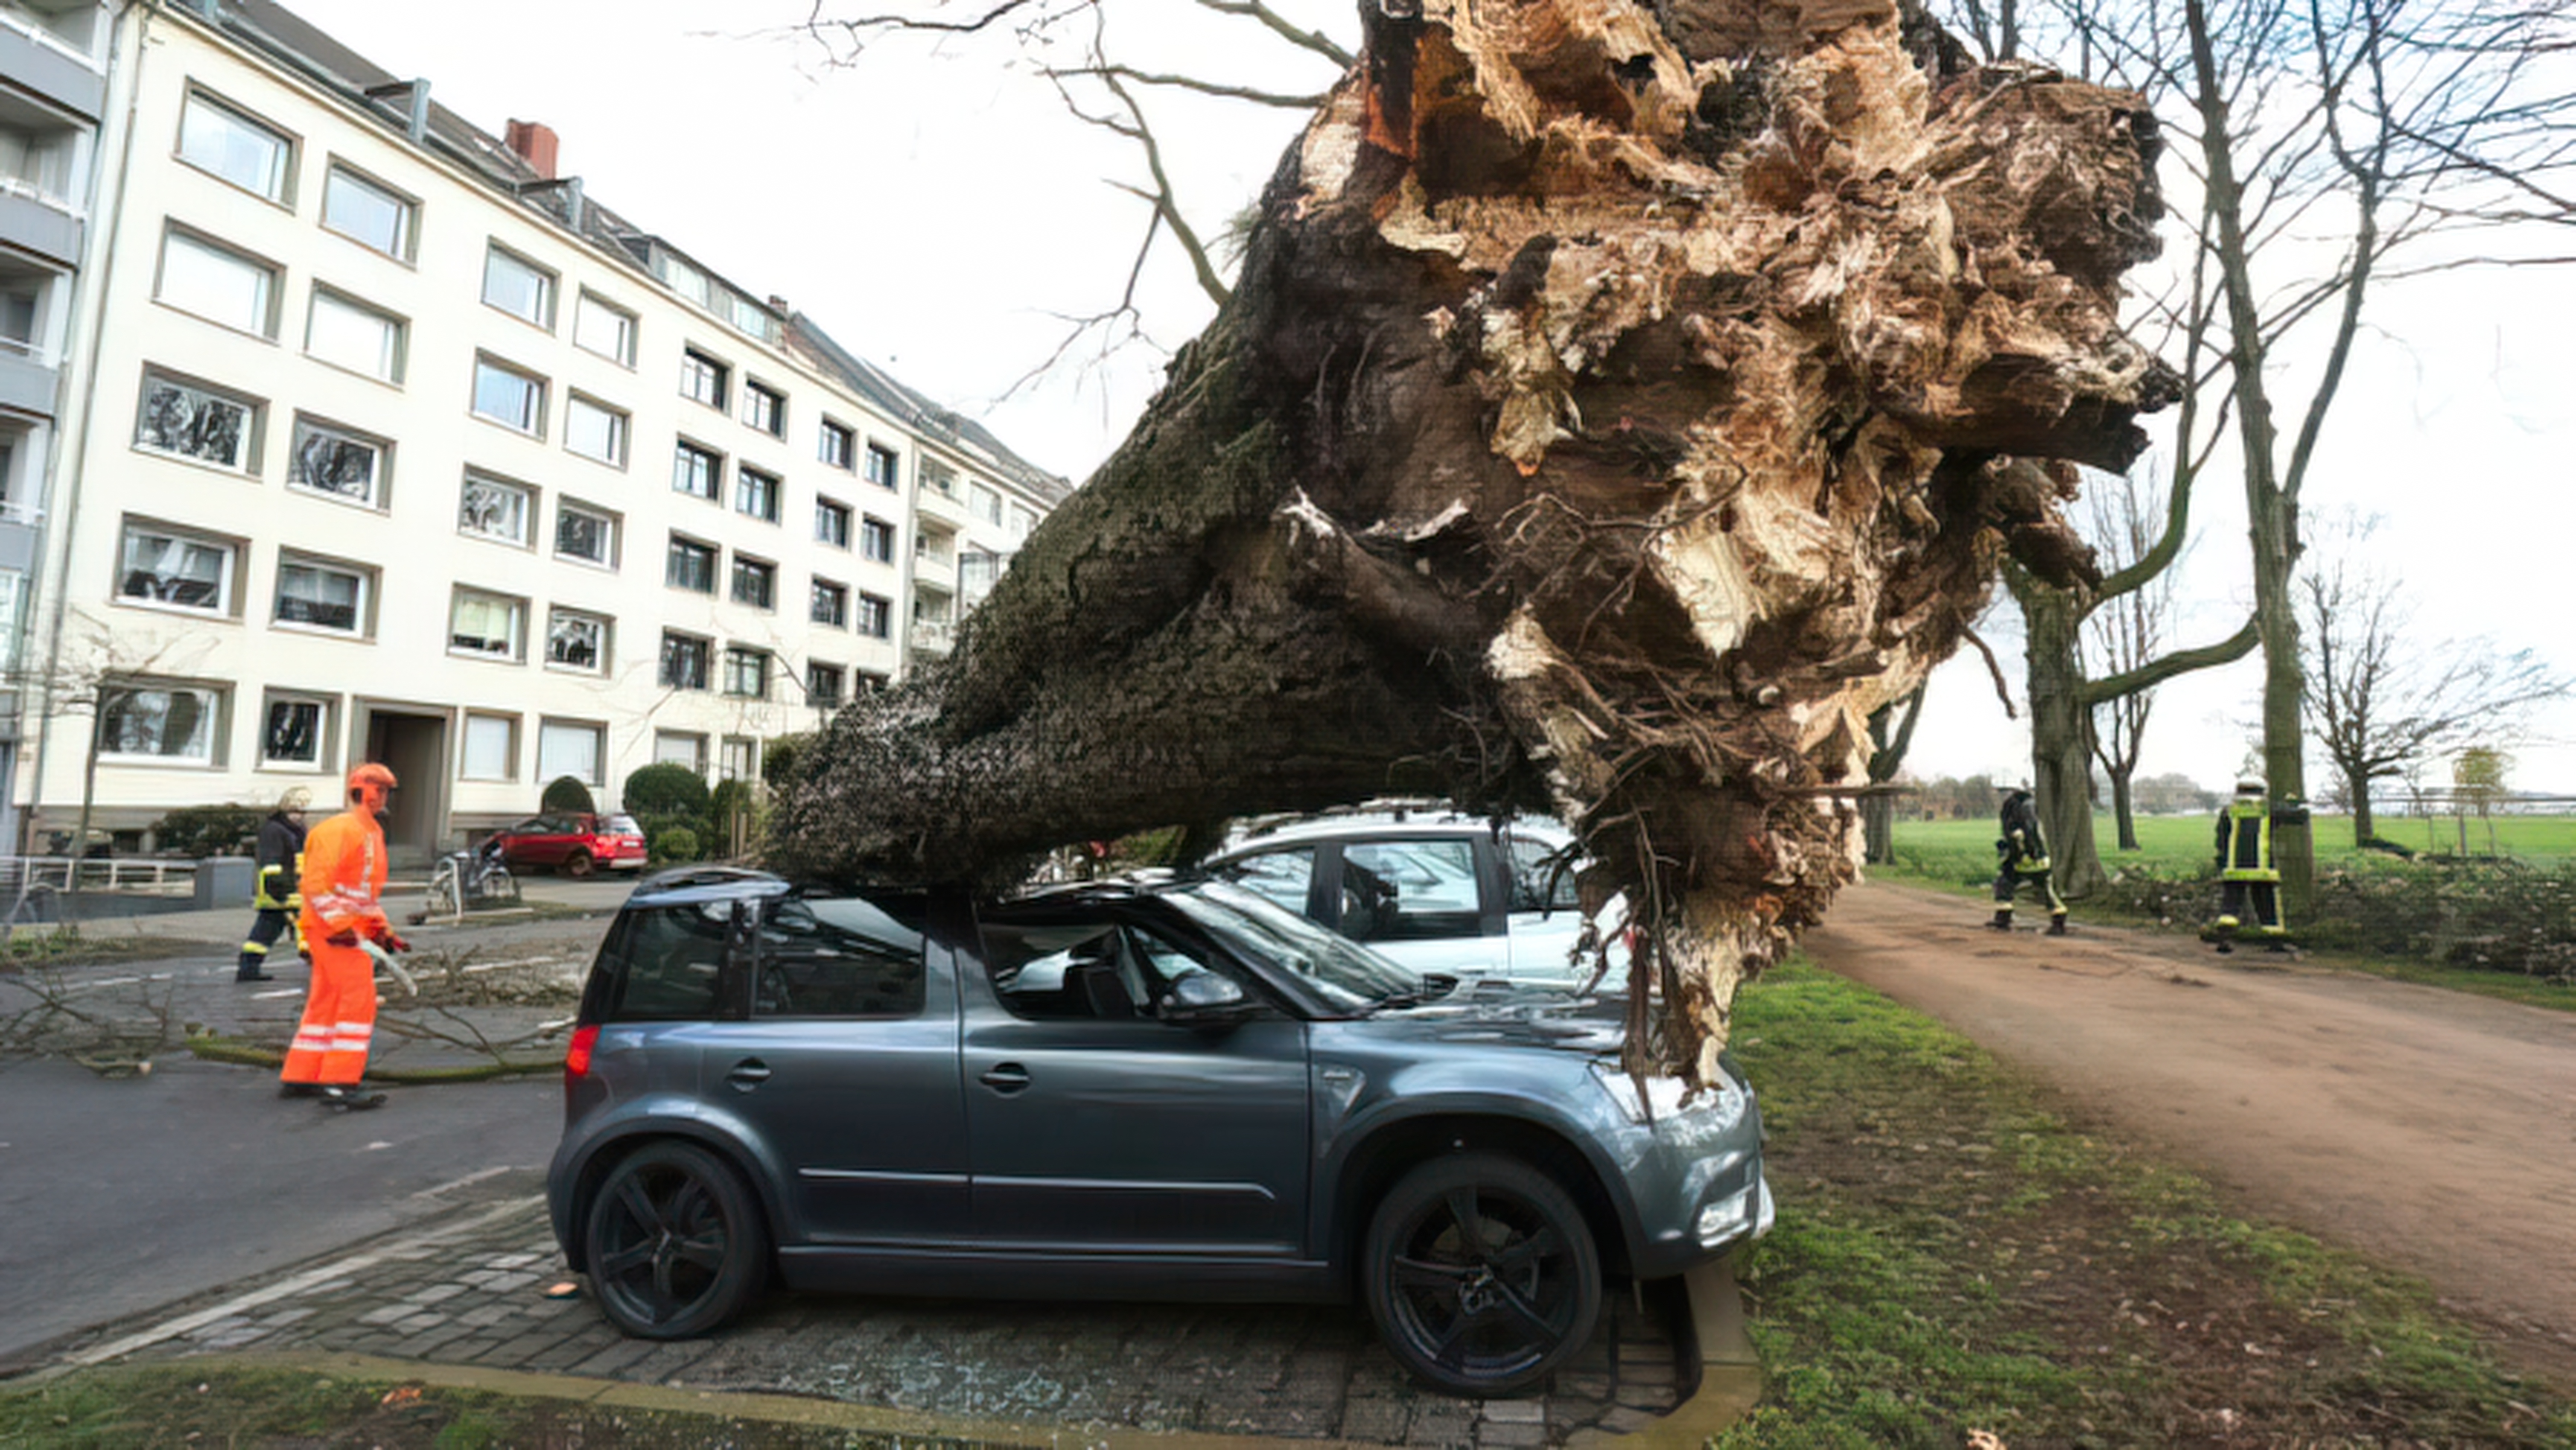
top-left (287, 414), bottom-right (389, 509)
top-left (729, 554), bottom-right (777, 612)
top-left (97, 679), bottom-right (228, 766)
top-left (554, 499), bottom-right (620, 570)
top-left (573, 289), bottom-right (638, 367)
top-left (818, 418), bottom-right (855, 470)
top-left (721, 646), bottom-right (771, 700)
top-left (680, 347), bottom-right (729, 411)
top-left (857, 591), bottom-right (893, 640)
top-left (469, 353), bottom-right (547, 436)
top-left (536, 718), bottom-right (607, 788)
top-left (457, 471), bottom-right (537, 549)
top-left (665, 534), bottom-right (718, 595)
top-left (134, 369), bottom-right (261, 475)
top-left (743, 379), bottom-right (786, 438)
top-left (863, 441), bottom-right (900, 490)
top-left (319, 160), bottom-right (416, 260)
top-left (671, 439), bottom-right (722, 501)
top-left (563, 392), bottom-right (630, 468)
top-left (303, 285), bottom-right (407, 383)
top-left (460, 712), bottom-right (519, 782)
top-left (815, 497), bottom-right (852, 549)
top-left (652, 729), bottom-right (709, 775)
top-left (447, 585), bottom-right (530, 663)
top-left (545, 605), bottom-right (612, 674)
top-left (658, 631), bottom-right (712, 691)
top-left (860, 515), bottom-right (895, 564)
top-left (805, 662), bottom-right (847, 709)
top-left (811, 578), bottom-right (849, 628)
top-left (175, 89), bottom-right (294, 204)
top-left (155, 225), bottom-right (279, 338)
top-left (734, 465), bottom-right (781, 524)
top-left (114, 517), bottom-right (239, 618)
top-left (480, 242), bottom-right (558, 331)
top-left (257, 691), bottom-right (336, 772)
top-left (271, 549), bottom-right (375, 638)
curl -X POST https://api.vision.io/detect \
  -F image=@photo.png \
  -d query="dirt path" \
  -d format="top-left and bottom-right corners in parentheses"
top-left (1801, 882), bottom-right (2576, 1388)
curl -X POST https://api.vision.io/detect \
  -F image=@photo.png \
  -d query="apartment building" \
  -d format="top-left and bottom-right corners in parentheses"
top-left (12, 0), bottom-right (1067, 861)
top-left (0, 0), bottom-right (109, 853)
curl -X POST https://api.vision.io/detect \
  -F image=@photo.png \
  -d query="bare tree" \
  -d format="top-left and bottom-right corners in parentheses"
top-left (2301, 550), bottom-right (2568, 846)
top-left (2080, 467), bottom-right (2188, 850)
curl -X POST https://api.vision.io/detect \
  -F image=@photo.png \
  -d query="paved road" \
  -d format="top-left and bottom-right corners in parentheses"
top-left (1803, 882), bottom-right (2576, 1387)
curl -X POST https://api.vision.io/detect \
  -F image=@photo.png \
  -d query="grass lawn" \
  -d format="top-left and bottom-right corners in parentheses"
top-left (1717, 963), bottom-right (2575, 1448)
top-left (1883, 812), bottom-right (2576, 883)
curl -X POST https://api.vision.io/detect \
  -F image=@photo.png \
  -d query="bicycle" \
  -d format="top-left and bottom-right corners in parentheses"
top-left (422, 840), bottom-right (520, 925)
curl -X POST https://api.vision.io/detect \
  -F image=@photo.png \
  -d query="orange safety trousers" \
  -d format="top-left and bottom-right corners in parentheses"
top-left (279, 936), bottom-right (378, 1086)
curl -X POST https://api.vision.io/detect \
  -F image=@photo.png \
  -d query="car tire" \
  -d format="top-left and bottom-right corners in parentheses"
top-left (582, 1140), bottom-right (767, 1339)
top-left (562, 850), bottom-right (596, 879)
top-left (1362, 1151), bottom-right (1602, 1396)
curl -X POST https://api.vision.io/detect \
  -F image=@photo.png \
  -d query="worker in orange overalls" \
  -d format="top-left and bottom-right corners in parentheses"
top-left (279, 761), bottom-right (410, 1111)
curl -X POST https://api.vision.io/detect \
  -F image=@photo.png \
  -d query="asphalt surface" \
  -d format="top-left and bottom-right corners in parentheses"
top-left (0, 872), bottom-right (1762, 1444)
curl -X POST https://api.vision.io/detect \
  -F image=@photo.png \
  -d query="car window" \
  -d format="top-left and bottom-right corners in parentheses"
top-left (604, 900), bottom-right (733, 1020)
top-left (1208, 846), bottom-right (1315, 915)
top-left (981, 921), bottom-right (1155, 1022)
top-left (510, 817), bottom-right (547, 834)
top-left (1507, 834), bottom-right (1584, 913)
top-left (602, 814), bottom-right (642, 836)
top-left (1341, 839), bottom-right (1482, 942)
top-left (755, 894), bottom-right (928, 1018)
top-left (1163, 880), bottom-right (1416, 1009)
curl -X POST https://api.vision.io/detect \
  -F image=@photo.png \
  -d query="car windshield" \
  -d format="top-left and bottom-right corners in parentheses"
top-left (1161, 878), bottom-right (1419, 1010)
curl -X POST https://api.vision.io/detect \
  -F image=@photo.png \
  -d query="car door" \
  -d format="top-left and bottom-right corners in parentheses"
top-left (960, 910), bottom-right (1310, 1257)
top-left (1327, 834), bottom-right (1507, 981)
top-left (692, 890), bottom-right (971, 1246)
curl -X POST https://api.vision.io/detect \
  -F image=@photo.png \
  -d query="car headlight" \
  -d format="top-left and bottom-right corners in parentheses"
top-left (1590, 1060), bottom-right (1732, 1124)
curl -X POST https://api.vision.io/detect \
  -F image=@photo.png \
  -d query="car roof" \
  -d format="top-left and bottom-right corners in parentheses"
top-left (1211, 806), bottom-right (1575, 856)
top-left (626, 865), bottom-right (791, 908)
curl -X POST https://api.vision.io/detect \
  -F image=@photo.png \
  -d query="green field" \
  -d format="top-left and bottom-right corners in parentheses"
top-left (1886, 811), bottom-right (2576, 872)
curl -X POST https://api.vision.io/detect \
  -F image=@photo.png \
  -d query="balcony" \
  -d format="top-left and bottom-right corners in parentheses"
top-left (914, 481), bottom-right (972, 525)
top-left (908, 619), bottom-right (955, 655)
top-left (0, 183), bottom-right (79, 267)
top-left (0, 347), bottom-right (55, 420)
top-left (0, 22), bottom-right (103, 121)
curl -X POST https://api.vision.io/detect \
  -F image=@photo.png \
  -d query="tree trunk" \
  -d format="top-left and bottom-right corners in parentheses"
top-left (2351, 783), bottom-right (2375, 846)
top-left (2009, 567), bottom-right (2108, 898)
top-left (2109, 767), bottom-right (2137, 850)
top-left (773, 0), bottom-right (2173, 1079)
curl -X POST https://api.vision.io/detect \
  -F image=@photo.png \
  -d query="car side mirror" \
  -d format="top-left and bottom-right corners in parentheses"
top-left (1157, 972), bottom-right (1256, 1029)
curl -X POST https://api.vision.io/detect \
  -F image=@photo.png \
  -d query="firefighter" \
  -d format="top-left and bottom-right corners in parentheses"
top-left (279, 762), bottom-right (410, 1111)
top-left (2211, 779), bottom-right (2305, 952)
top-left (1990, 785), bottom-right (2069, 935)
top-left (234, 788), bottom-right (309, 983)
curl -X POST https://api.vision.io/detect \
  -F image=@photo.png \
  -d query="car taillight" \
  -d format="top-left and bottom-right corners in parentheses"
top-left (565, 1023), bottom-right (600, 1079)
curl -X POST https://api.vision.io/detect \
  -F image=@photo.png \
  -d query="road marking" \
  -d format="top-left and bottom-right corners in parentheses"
top-left (61, 1196), bottom-right (542, 1366)
top-left (413, 1164), bottom-right (513, 1199)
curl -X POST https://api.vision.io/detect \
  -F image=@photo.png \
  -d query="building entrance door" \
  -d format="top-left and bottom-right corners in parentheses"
top-left (361, 709), bottom-right (447, 863)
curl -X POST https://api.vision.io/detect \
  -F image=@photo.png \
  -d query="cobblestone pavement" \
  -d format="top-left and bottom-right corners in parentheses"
top-left (50, 1195), bottom-right (1696, 1446)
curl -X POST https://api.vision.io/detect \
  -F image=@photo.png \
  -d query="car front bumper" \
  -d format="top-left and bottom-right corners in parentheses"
top-left (1604, 1070), bottom-right (1774, 1280)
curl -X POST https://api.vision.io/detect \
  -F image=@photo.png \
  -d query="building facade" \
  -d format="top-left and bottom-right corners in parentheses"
top-left (12, 0), bottom-right (1067, 861)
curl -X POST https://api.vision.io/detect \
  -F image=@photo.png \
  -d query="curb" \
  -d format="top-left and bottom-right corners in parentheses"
top-left (1569, 1257), bottom-right (1762, 1449)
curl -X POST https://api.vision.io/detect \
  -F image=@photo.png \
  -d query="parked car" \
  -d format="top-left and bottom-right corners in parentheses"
top-left (1202, 808), bottom-right (1626, 989)
top-left (547, 868), bottom-right (1771, 1395)
top-left (488, 812), bottom-right (646, 877)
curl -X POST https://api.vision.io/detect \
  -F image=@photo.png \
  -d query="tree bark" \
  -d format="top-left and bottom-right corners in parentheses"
top-left (2007, 564), bottom-right (2106, 899)
top-left (774, 0), bottom-right (2173, 1080)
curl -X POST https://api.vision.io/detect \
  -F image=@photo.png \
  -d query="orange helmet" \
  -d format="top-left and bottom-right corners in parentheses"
top-left (347, 761), bottom-right (398, 809)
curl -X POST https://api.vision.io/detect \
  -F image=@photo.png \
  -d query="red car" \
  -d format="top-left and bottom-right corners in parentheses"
top-left (488, 813), bottom-right (647, 877)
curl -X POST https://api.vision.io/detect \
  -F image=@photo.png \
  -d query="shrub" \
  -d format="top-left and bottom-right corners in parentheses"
top-left (149, 803), bottom-right (265, 858)
top-left (650, 825), bottom-right (703, 865)
top-left (540, 775), bottom-right (597, 815)
top-left (707, 778), bottom-right (760, 858)
top-left (761, 732), bottom-right (817, 791)
top-left (622, 763), bottom-right (710, 821)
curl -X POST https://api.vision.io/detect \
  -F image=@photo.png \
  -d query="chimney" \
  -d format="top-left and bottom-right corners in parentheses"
top-left (504, 120), bottom-right (559, 180)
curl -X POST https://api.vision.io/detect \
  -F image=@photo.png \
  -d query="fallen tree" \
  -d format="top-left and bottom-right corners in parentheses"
top-left (772, 0), bottom-right (2174, 1083)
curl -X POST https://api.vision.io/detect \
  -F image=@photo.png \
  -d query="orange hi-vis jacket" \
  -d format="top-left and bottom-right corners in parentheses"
top-left (298, 807), bottom-right (389, 943)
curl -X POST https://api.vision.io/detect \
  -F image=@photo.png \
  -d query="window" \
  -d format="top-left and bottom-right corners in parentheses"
top-left (720, 736), bottom-right (759, 781)
top-left (546, 607), bottom-right (610, 672)
top-left (652, 729), bottom-right (708, 774)
top-left (960, 548), bottom-right (1003, 607)
top-left (565, 395), bottom-right (628, 466)
top-left (462, 714), bottom-right (517, 781)
top-left (261, 695), bottom-right (330, 767)
top-left (305, 289), bottom-right (404, 382)
top-left (811, 578), bottom-right (849, 628)
top-left (177, 92), bottom-right (290, 201)
top-left (135, 373), bottom-right (257, 472)
top-left (573, 291), bottom-right (636, 365)
top-left (730, 556), bottom-right (776, 610)
top-left (555, 501), bottom-right (618, 568)
top-left (722, 647), bottom-right (770, 698)
top-left (481, 245), bottom-right (556, 328)
top-left (537, 720), bottom-right (604, 786)
top-left (99, 683), bottom-right (223, 763)
top-left (819, 420), bottom-right (855, 470)
top-left (1209, 846), bottom-right (1316, 914)
top-left (1508, 834), bottom-right (1587, 912)
top-left (920, 455), bottom-right (958, 497)
top-left (806, 662), bottom-right (846, 708)
top-left (665, 536), bottom-right (716, 593)
top-left (471, 356), bottom-right (545, 435)
top-left (680, 348), bottom-right (727, 409)
top-left (321, 164), bottom-right (412, 258)
top-left (603, 901), bottom-right (730, 1021)
top-left (0, 569), bottom-right (20, 674)
top-left (857, 592), bottom-right (892, 639)
top-left (970, 482), bottom-right (1003, 525)
top-left (273, 554), bottom-right (371, 634)
top-left (744, 381), bottom-right (785, 437)
top-left (1340, 839), bottom-right (1485, 942)
top-left (672, 441), bottom-right (721, 500)
top-left (735, 467), bottom-right (780, 523)
top-left (815, 498), bottom-right (852, 549)
top-left (289, 417), bottom-right (385, 506)
top-left (117, 521), bottom-right (235, 613)
top-left (864, 442), bottom-right (899, 490)
top-left (157, 229), bottom-right (275, 336)
top-left (753, 895), bottom-right (927, 1019)
top-left (861, 516), bottom-right (895, 563)
top-left (1011, 505), bottom-right (1039, 539)
top-left (449, 587), bottom-right (526, 660)
top-left (658, 632), bottom-right (710, 690)
top-left (458, 473), bottom-right (533, 546)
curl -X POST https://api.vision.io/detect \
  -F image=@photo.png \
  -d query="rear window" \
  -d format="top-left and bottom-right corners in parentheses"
top-left (601, 814), bottom-right (642, 836)
top-left (599, 899), bottom-right (735, 1020)
top-left (754, 893), bottom-right (929, 1018)
top-left (1507, 834), bottom-right (1584, 912)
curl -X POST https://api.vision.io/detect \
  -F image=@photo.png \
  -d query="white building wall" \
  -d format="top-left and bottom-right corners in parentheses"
top-left (16, 6), bottom-right (1060, 855)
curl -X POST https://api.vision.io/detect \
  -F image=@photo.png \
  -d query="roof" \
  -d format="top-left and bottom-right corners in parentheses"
top-left (785, 313), bottom-right (1073, 505)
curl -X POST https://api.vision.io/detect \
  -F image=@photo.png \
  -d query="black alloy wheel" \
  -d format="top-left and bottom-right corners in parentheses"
top-left (1362, 1152), bottom-right (1602, 1395)
top-left (583, 1141), bottom-right (767, 1339)
top-left (562, 850), bottom-right (596, 878)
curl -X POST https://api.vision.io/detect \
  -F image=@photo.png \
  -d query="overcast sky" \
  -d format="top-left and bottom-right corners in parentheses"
top-left (272, 0), bottom-right (2576, 798)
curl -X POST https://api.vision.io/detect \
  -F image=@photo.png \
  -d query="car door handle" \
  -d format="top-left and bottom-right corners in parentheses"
top-left (979, 1062), bottom-right (1032, 1094)
top-left (724, 1059), bottom-right (772, 1091)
